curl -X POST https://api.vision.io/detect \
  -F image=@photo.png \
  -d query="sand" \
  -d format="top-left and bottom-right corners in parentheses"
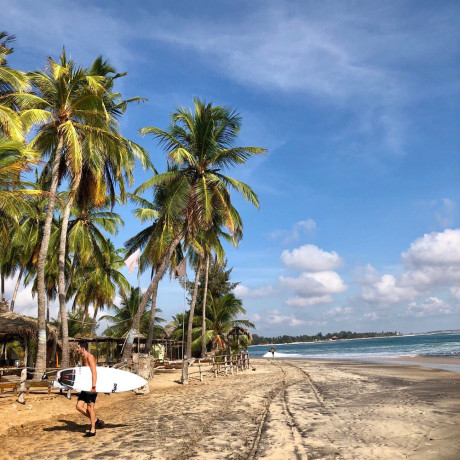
top-left (0, 359), bottom-right (459, 459)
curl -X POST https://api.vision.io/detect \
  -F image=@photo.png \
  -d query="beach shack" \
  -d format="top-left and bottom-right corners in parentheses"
top-left (67, 336), bottom-right (184, 365)
top-left (0, 309), bottom-right (60, 368)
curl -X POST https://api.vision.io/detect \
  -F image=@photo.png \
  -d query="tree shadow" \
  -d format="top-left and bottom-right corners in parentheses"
top-left (43, 419), bottom-right (128, 432)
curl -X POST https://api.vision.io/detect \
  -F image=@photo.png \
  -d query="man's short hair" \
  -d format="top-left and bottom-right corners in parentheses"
top-left (78, 340), bottom-right (89, 350)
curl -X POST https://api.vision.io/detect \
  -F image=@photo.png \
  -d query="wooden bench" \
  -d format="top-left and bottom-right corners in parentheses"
top-left (0, 381), bottom-right (18, 395)
top-left (23, 380), bottom-right (53, 395)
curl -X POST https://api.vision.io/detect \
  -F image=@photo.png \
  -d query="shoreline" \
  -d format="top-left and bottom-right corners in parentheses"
top-left (264, 355), bottom-right (460, 373)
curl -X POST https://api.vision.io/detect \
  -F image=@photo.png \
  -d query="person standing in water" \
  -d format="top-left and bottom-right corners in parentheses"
top-left (75, 341), bottom-right (104, 437)
top-left (269, 347), bottom-right (276, 358)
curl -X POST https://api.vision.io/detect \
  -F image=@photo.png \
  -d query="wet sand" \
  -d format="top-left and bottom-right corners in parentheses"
top-left (1, 359), bottom-right (459, 459)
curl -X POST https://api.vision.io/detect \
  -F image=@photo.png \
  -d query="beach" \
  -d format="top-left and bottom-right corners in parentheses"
top-left (1, 358), bottom-right (459, 459)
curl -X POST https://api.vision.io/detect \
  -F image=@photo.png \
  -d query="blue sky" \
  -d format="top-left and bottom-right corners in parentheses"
top-left (3, 0), bottom-right (460, 335)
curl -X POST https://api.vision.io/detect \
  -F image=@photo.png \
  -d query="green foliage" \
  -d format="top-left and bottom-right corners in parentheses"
top-left (182, 258), bottom-right (238, 309)
top-left (251, 331), bottom-right (400, 345)
top-left (101, 286), bottom-right (165, 338)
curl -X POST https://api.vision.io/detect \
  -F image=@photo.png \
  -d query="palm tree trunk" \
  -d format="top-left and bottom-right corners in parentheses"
top-left (122, 232), bottom-right (184, 360)
top-left (91, 306), bottom-right (99, 336)
top-left (46, 294), bottom-right (50, 322)
top-left (65, 253), bottom-right (77, 294)
top-left (1, 271), bottom-right (5, 302)
top-left (57, 175), bottom-right (80, 368)
top-left (200, 254), bottom-right (210, 358)
top-left (10, 265), bottom-right (24, 311)
top-left (34, 136), bottom-right (63, 379)
top-left (144, 286), bottom-right (159, 352)
top-left (80, 308), bottom-right (87, 336)
top-left (186, 258), bottom-right (202, 359)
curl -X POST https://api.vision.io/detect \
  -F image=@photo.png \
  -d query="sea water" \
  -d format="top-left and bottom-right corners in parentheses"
top-left (248, 332), bottom-right (460, 372)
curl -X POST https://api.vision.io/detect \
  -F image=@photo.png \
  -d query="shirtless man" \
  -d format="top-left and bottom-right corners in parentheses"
top-left (75, 341), bottom-right (104, 437)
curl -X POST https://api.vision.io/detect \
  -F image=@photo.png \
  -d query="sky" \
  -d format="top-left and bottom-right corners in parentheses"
top-left (2, 0), bottom-right (460, 336)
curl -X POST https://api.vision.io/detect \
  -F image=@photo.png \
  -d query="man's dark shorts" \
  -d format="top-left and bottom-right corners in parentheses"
top-left (78, 391), bottom-right (97, 404)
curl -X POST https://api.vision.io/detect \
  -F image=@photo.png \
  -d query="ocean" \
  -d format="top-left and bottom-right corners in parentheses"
top-left (248, 332), bottom-right (460, 372)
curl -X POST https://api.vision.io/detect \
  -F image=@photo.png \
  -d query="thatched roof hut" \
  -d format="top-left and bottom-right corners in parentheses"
top-left (0, 311), bottom-right (61, 367)
top-left (227, 326), bottom-right (253, 350)
top-left (0, 311), bottom-right (59, 343)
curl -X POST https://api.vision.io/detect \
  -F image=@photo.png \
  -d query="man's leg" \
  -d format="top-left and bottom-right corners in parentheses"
top-left (76, 399), bottom-right (89, 418)
top-left (87, 402), bottom-right (96, 433)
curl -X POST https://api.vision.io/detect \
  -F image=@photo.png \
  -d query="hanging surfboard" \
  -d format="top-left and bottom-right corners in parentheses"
top-left (54, 366), bottom-right (147, 393)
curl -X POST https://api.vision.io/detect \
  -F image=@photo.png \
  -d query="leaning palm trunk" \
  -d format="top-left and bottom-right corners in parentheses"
top-left (122, 232), bottom-right (184, 360)
top-left (186, 258), bottom-right (202, 359)
top-left (200, 254), bottom-right (210, 358)
top-left (1, 272), bottom-right (5, 302)
top-left (90, 306), bottom-right (99, 336)
top-left (34, 136), bottom-right (63, 379)
top-left (10, 265), bottom-right (24, 311)
top-left (57, 173), bottom-right (81, 368)
top-left (144, 280), bottom-right (159, 352)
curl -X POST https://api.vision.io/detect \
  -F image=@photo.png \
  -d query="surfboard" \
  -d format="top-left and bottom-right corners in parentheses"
top-left (53, 366), bottom-right (147, 393)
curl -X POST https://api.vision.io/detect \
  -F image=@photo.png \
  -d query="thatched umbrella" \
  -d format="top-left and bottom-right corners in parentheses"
top-left (227, 326), bottom-right (253, 352)
top-left (0, 311), bottom-right (60, 367)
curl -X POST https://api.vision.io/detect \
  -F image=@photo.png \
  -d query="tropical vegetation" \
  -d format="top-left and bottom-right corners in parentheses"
top-left (0, 31), bottom-right (262, 376)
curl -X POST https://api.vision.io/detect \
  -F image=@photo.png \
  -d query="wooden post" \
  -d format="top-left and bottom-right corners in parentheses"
top-left (22, 334), bottom-right (29, 369)
top-left (17, 367), bottom-right (27, 404)
top-left (181, 360), bottom-right (189, 384)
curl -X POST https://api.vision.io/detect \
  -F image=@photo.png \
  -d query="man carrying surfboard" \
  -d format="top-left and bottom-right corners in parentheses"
top-left (76, 341), bottom-right (104, 437)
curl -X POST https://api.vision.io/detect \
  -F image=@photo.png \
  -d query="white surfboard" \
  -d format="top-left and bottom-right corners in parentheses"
top-left (54, 366), bottom-right (147, 393)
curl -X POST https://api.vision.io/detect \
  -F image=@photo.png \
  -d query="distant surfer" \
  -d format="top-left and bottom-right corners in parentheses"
top-left (269, 347), bottom-right (276, 358)
top-left (76, 341), bottom-right (104, 437)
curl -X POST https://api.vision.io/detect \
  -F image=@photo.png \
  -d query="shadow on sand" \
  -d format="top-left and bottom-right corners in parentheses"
top-left (43, 419), bottom-right (128, 433)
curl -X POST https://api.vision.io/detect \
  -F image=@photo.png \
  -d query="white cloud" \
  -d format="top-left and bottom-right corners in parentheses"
top-left (264, 310), bottom-right (308, 327)
top-left (247, 313), bottom-right (261, 324)
top-left (322, 306), bottom-right (352, 321)
top-left (361, 273), bottom-right (417, 305)
top-left (280, 271), bottom-right (347, 297)
top-left (364, 311), bottom-right (380, 321)
top-left (269, 219), bottom-right (316, 244)
top-left (405, 297), bottom-right (457, 318)
top-left (233, 284), bottom-right (277, 299)
top-left (286, 295), bottom-right (332, 307)
top-left (281, 244), bottom-right (343, 272)
top-left (450, 287), bottom-right (460, 300)
top-left (402, 229), bottom-right (460, 267)
top-left (4, 277), bottom-right (60, 319)
top-left (359, 229), bottom-right (460, 309)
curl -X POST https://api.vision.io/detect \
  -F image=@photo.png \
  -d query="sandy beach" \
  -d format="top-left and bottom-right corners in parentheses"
top-left (1, 359), bottom-right (459, 459)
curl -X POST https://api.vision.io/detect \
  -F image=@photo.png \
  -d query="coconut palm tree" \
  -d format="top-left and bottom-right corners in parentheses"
top-left (20, 51), bottom-right (149, 376)
top-left (69, 241), bottom-right (129, 337)
top-left (0, 32), bottom-right (40, 253)
top-left (194, 292), bottom-right (254, 354)
top-left (101, 286), bottom-right (166, 339)
top-left (124, 187), bottom-right (186, 352)
top-left (122, 99), bottom-right (265, 359)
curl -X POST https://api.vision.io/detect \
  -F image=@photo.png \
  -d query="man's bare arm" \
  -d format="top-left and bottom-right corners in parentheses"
top-left (88, 354), bottom-right (97, 392)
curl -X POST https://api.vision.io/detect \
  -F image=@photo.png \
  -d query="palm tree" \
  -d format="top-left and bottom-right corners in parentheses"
top-left (0, 32), bottom-right (40, 255)
top-left (195, 292), bottom-right (254, 354)
top-left (70, 241), bottom-right (130, 336)
top-left (21, 51), bottom-right (149, 376)
top-left (122, 99), bottom-right (265, 359)
top-left (101, 286), bottom-right (165, 338)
